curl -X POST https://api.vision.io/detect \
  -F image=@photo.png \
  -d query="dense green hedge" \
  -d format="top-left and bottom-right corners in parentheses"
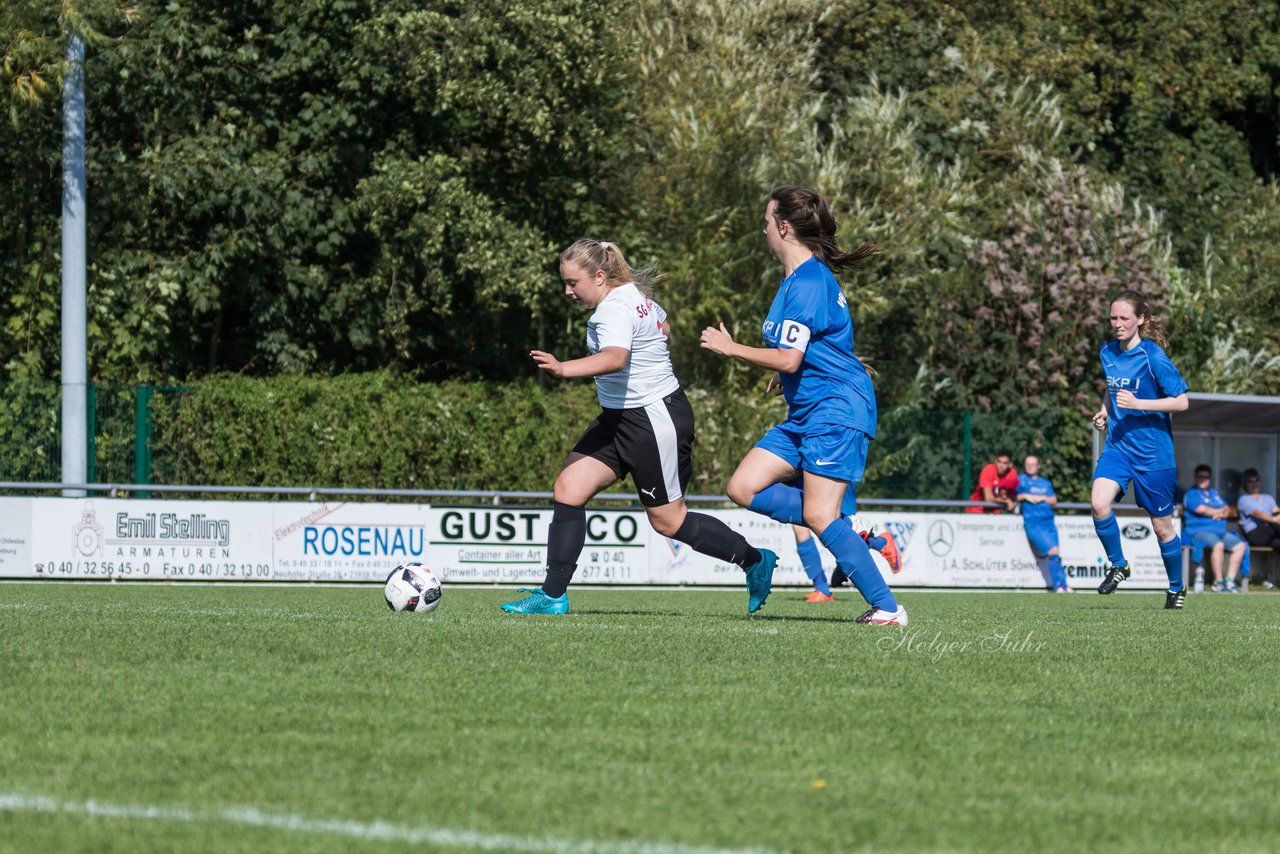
top-left (3, 374), bottom-right (1095, 501)
top-left (149, 374), bottom-right (589, 492)
top-left (147, 374), bottom-right (794, 496)
top-left (139, 373), bottom-right (1092, 502)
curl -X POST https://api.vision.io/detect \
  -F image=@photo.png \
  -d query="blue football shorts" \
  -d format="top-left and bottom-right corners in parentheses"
top-left (755, 421), bottom-right (870, 485)
top-left (1093, 448), bottom-right (1178, 517)
top-left (1023, 523), bottom-right (1060, 557)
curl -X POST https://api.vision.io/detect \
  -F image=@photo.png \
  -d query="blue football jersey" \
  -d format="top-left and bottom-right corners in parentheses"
top-left (1016, 473), bottom-right (1057, 527)
top-left (761, 257), bottom-right (876, 436)
top-left (1181, 486), bottom-right (1227, 537)
top-left (1099, 338), bottom-right (1188, 471)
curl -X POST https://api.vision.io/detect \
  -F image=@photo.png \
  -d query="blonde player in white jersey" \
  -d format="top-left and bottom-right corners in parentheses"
top-left (502, 239), bottom-right (778, 615)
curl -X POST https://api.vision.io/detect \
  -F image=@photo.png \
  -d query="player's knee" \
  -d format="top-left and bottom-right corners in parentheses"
top-left (551, 478), bottom-right (587, 506)
top-left (647, 513), bottom-right (681, 538)
top-left (802, 509), bottom-right (837, 533)
top-left (725, 477), bottom-right (754, 509)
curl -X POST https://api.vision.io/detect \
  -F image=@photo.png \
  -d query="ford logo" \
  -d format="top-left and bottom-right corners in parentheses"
top-left (1121, 523), bottom-right (1150, 540)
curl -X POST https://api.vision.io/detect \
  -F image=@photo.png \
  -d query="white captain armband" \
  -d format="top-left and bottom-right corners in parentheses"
top-left (779, 319), bottom-right (811, 352)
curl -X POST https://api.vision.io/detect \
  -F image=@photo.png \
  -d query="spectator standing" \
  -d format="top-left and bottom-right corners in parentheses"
top-left (1017, 455), bottom-right (1069, 592)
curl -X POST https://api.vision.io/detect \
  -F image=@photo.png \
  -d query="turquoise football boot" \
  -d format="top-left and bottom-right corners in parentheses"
top-left (500, 588), bottom-right (570, 615)
top-left (743, 549), bottom-right (778, 613)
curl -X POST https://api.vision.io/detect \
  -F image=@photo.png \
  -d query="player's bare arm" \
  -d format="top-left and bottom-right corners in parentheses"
top-left (530, 346), bottom-right (629, 379)
top-left (699, 323), bottom-right (804, 373)
top-left (1114, 390), bottom-right (1189, 413)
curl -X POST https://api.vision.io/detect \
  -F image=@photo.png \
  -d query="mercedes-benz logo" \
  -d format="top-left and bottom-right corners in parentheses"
top-left (927, 519), bottom-right (954, 556)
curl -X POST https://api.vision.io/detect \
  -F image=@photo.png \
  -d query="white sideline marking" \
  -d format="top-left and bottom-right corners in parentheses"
top-left (0, 793), bottom-right (776, 854)
top-left (0, 602), bottom-right (326, 620)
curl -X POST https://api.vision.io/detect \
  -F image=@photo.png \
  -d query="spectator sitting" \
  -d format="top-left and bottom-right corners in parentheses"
top-left (1182, 464), bottom-right (1246, 593)
top-left (1238, 468), bottom-right (1280, 589)
top-left (966, 449), bottom-right (1018, 514)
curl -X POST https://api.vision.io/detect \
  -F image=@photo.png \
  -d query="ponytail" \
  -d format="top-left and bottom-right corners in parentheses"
top-left (560, 239), bottom-right (659, 299)
top-left (769, 186), bottom-right (880, 272)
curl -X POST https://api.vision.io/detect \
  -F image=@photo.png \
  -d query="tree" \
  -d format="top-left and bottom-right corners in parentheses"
top-left (2, 0), bottom-right (630, 381)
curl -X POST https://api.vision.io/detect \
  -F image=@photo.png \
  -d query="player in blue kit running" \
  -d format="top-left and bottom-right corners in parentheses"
top-left (1089, 290), bottom-right (1190, 609)
top-left (700, 187), bottom-right (906, 625)
top-left (1016, 455), bottom-right (1070, 592)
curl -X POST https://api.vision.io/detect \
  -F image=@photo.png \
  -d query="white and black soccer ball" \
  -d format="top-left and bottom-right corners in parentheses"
top-left (383, 563), bottom-right (442, 613)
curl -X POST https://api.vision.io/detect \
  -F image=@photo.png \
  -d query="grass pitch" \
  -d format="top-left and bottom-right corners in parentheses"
top-left (1, 583), bottom-right (1278, 853)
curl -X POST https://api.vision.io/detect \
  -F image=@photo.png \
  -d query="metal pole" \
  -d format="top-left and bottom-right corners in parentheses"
top-left (61, 32), bottom-right (88, 498)
top-left (961, 410), bottom-right (973, 500)
top-left (86, 381), bottom-right (96, 483)
top-left (134, 385), bottom-right (154, 498)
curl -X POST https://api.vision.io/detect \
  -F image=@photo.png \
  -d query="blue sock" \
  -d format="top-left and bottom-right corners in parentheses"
top-left (819, 520), bottom-right (896, 611)
top-left (747, 482), bottom-right (804, 525)
top-left (1160, 535), bottom-right (1183, 592)
top-left (1092, 514), bottom-right (1126, 567)
top-left (1047, 554), bottom-right (1067, 589)
top-left (796, 537), bottom-right (829, 595)
top-left (866, 535), bottom-right (886, 551)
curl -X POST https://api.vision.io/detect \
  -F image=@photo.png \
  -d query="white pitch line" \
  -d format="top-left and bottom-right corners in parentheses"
top-left (0, 793), bottom-right (777, 854)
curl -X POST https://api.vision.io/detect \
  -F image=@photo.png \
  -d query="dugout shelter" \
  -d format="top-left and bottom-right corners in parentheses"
top-left (1091, 391), bottom-right (1280, 503)
top-left (1171, 392), bottom-right (1280, 504)
top-left (1095, 391), bottom-right (1280, 501)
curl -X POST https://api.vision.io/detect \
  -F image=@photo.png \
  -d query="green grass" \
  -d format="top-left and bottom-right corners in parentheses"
top-left (1, 584), bottom-right (1278, 853)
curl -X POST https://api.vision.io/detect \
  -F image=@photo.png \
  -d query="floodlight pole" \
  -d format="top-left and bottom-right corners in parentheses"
top-left (61, 32), bottom-right (88, 498)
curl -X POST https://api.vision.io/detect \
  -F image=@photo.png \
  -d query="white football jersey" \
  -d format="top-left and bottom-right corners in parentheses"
top-left (587, 283), bottom-right (680, 408)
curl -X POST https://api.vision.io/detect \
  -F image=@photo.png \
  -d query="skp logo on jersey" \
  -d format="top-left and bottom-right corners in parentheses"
top-left (1106, 376), bottom-right (1142, 390)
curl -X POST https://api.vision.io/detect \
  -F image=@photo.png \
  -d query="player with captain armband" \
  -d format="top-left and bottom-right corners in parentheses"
top-left (701, 186), bottom-right (906, 625)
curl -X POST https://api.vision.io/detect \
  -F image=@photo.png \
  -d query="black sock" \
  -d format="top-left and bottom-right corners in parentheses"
top-left (542, 502), bottom-right (586, 598)
top-left (542, 563), bottom-right (576, 599)
top-left (673, 512), bottom-right (761, 569)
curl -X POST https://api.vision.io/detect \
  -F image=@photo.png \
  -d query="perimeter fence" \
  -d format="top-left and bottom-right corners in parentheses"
top-left (0, 380), bottom-right (1094, 503)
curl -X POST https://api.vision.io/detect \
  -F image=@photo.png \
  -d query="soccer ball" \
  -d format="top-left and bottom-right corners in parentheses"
top-left (383, 563), bottom-right (442, 613)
